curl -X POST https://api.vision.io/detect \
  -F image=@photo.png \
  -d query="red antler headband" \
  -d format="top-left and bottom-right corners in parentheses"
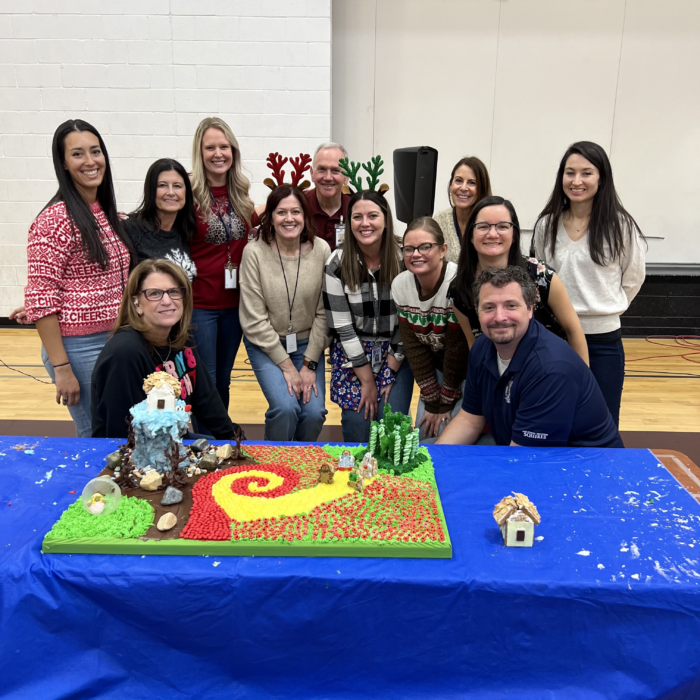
top-left (264, 152), bottom-right (312, 191)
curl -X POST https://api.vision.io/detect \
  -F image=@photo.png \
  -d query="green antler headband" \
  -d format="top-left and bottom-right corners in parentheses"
top-left (339, 155), bottom-right (390, 196)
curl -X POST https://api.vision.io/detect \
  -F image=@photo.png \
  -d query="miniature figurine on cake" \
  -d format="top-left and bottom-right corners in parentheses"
top-left (338, 449), bottom-right (355, 469)
top-left (129, 372), bottom-right (192, 475)
top-left (318, 461), bottom-right (336, 484)
top-left (358, 452), bottom-right (378, 479)
top-left (493, 492), bottom-right (541, 547)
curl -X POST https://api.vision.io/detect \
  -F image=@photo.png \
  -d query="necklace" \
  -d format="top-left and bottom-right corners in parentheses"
top-left (153, 342), bottom-right (172, 367)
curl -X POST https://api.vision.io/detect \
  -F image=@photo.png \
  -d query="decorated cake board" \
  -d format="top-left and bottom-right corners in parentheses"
top-left (42, 386), bottom-right (451, 559)
top-left (42, 443), bottom-right (451, 559)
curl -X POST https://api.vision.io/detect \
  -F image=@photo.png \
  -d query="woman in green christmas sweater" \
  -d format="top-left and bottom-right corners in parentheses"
top-left (391, 217), bottom-right (469, 440)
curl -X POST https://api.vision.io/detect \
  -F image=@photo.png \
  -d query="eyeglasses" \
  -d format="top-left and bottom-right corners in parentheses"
top-left (473, 222), bottom-right (515, 234)
top-left (139, 287), bottom-right (185, 301)
top-left (401, 242), bottom-right (442, 256)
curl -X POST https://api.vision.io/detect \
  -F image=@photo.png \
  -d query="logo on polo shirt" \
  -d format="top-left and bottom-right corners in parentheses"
top-left (522, 430), bottom-right (548, 440)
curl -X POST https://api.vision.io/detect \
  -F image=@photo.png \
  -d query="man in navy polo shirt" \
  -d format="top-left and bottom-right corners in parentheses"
top-left (437, 266), bottom-right (623, 448)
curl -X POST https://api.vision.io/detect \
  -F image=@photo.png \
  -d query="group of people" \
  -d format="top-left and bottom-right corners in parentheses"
top-left (16, 116), bottom-right (645, 449)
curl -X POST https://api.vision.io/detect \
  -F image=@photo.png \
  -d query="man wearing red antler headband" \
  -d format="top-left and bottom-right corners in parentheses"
top-left (306, 142), bottom-right (351, 251)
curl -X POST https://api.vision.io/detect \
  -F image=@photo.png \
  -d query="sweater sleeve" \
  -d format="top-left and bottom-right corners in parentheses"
top-left (239, 243), bottom-right (289, 365)
top-left (439, 317), bottom-right (469, 410)
top-left (91, 331), bottom-right (155, 438)
top-left (24, 207), bottom-right (74, 324)
top-left (303, 240), bottom-right (331, 362)
top-left (187, 344), bottom-right (237, 440)
top-left (620, 226), bottom-right (646, 306)
top-left (323, 251), bottom-right (368, 368)
top-left (397, 316), bottom-right (443, 412)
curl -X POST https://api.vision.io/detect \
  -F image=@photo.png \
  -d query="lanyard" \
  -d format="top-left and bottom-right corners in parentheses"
top-left (276, 239), bottom-right (302, 333)
top-left (210, 190), bottom-right (234, 264)
top-left (452, 207), bottom-right (463, 243)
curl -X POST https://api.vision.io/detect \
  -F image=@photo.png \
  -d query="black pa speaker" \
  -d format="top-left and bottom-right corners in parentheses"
top-left (393, 146), bottom-right (439, 223)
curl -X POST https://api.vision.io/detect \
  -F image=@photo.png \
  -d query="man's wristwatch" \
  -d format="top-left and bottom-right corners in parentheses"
top-left (303, 358), bottom-right (318, 371)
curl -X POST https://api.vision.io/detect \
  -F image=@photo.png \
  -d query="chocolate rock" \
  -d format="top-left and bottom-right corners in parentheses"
top-left (156, 512), bottom-right (177, 531)
top-left (216, 444), bottom-right (233, 459)
top-left (190, 438), bottom-right (210, 454)
top-left (140, 471), bottom-right (163, 491)
top-left (160, 486), bottom-right (183, 506)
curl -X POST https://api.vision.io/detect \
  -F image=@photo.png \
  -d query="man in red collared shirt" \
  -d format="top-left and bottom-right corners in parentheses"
top-left (305, 142), bottom-right (351, 251)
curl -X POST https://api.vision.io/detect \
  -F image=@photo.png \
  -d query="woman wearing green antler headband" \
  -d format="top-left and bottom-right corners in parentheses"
top-left (323, 183), bottom-right (414, 443)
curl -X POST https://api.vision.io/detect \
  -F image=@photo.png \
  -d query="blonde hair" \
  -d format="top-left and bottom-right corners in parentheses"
top-left (341, 191), bottom-right (402, 292)
top-left (190, 117), bottom-right (254, 226)
top-left (114, 259), bottom-right (193, 351)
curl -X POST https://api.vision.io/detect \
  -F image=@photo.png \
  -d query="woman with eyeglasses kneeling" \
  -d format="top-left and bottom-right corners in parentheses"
top-left (91, 259), bottom-right (241, 439)
top-left (239, 186), bottom-right (330, 442)
top-left (449, 196), bottom-right (588, 365)
top-left (391, 217), bottom-right (469, 441)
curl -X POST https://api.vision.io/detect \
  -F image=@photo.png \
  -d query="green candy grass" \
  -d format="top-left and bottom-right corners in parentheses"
top-left (45, 496), bottom-right (154, 541)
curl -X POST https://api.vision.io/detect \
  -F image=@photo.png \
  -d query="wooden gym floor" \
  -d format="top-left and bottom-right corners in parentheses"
top-left (0, 327), bottom-right (698, 440)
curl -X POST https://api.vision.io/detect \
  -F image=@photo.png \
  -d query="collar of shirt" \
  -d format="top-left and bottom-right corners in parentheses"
top-left (306, 188), bottom-right (349, 221)
top-left (484, 317), bottom-right (541, 380)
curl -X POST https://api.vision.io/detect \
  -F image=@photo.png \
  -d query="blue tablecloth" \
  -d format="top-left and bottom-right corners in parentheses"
top-left (2, 437), bottom-right (700, 699)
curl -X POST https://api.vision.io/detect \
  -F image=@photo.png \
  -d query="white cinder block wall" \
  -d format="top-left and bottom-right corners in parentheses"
top-left (0, 0), bottom-right (331, 316)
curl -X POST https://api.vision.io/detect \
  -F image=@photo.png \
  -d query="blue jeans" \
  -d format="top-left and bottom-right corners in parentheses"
top-left (586, 334), bottom-right (625, 428)
top-left (340, 360), bottom-right (414, 443)
top-left (415, 369), bottom-right (465, 442)
top-left (191, 307), bottom-right (243, 409)
top-left (42, 331), bottom-right (110, 438)
top-left (244, 336), bottom-right (327, 442)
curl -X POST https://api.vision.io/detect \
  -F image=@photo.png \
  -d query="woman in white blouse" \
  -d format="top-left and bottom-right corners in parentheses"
top-left (532, 141), bottom-right (646, 427)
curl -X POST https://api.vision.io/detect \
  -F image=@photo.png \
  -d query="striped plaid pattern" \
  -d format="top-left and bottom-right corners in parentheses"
top-left (322, 248), bottom-right (404, 368)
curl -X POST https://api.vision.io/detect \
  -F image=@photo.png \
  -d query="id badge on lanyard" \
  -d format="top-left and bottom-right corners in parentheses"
top-left (225, 261), bottom-right (238, 289)
top-left (335, 221), bottom-right (345, 248)
top-left (371, 343), bottom-right (383, 373)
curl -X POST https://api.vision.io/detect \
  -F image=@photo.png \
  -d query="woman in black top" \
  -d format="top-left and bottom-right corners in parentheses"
top-left (91, 258), bottom-right (239, 439)
top-left (448, 196), bottom-right (589, 364)
top-left (124, 158), bottom-right (198, 281)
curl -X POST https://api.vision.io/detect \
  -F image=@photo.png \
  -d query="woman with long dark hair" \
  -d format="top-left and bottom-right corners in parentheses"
top-left (323, 190), bottom-right (414, 442)
top-left (532, 141), bottom-right (646, 426)
top-left (23, 119), bottom-right (134, 437)
top-left (432, 156), bottom-right (492, 263)
top-left (240, 186), bottom-right (330, 441)
top-left (450, 196), bottom-right (588, 363)
top-left (125, 158), bottom-right (197, 281)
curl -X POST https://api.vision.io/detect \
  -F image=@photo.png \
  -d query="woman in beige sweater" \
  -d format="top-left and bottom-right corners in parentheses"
top-left (240, 185), bottom-right (331, 441)
top-left (433, 156), bottom-right (492, 263)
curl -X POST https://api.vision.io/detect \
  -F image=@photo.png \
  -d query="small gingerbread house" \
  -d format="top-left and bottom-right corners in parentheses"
top-left (493, 492), bottom-right (541, 547)
top-left (143, 371), bottom-right (181, 413)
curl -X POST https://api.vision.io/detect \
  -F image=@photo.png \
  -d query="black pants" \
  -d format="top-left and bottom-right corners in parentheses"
top-left (586, 329), bottom-right (624, 428)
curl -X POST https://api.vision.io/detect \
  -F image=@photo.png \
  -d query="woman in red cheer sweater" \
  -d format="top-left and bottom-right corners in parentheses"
top-left (189, 117), bottom-right (258, 415)
top-left (23, 119), bottom-right (134, 437)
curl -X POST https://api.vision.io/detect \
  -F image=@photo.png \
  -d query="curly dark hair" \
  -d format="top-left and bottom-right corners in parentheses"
top-left (472, 266), bottom-right (537, 310)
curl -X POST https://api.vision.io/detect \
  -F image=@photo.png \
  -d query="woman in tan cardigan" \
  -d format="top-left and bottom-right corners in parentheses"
top-left (240, 185), bottom-right (331, 441)
top-left (433, 156), bottom-right (492, 263)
